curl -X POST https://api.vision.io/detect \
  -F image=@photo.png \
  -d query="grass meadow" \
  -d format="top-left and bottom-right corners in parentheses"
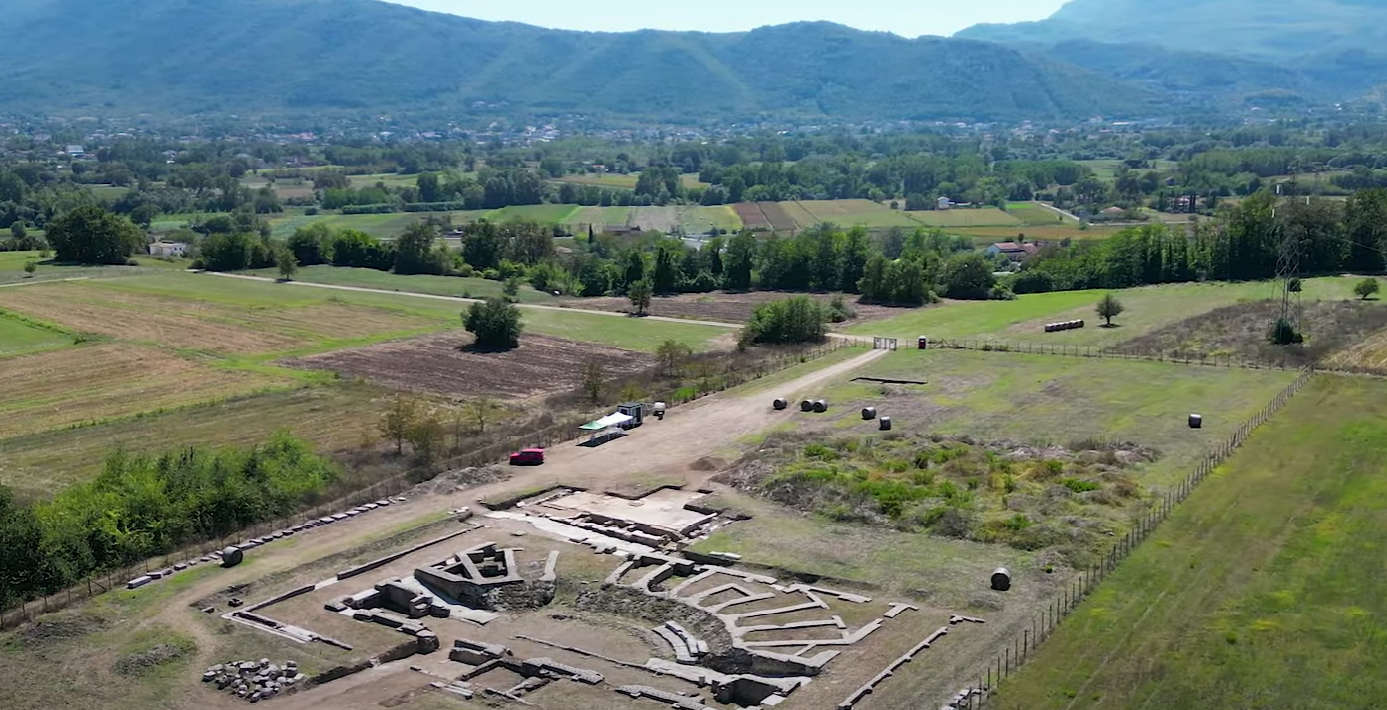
top-left (845, 276), bottom-right (1375, 347)
top-left (994, 374), bottom-right (1387, 709)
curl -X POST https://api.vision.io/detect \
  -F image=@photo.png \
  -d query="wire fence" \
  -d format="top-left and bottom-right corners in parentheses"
top-left (957, 367), bottom-right (1315, 708)
top-left (0, 339), bottom-right (861, 631)
top-left (928, 338), bottom-right (1310, 372)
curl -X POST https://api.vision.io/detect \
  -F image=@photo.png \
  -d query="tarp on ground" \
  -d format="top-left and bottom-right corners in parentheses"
top-left (579, 412), bottom-right (634, 431)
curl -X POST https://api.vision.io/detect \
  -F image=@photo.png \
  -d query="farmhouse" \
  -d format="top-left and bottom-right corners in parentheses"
top-left (937, 195), bottom-right (953, 210)
top-left (148, 241), bottom-right (189, 258)
top-left (985, 241), bottom-right (1040, 262)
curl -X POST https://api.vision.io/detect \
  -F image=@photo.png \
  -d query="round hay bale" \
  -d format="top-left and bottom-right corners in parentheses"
top-left (861, 406), bottom-right (877, 420)
top-left (813, 400), bottom-right (828, 414)
top-left (879, 416), bottom-right (892, 431)
top-left (220, 546), bottom-right (244, 568)
top-left (1188, 413), bottom-right (1203, 429)
top-left (773, 398), bottom-right (788, 411)
top-left (800, 399), bottom-right (814, 412)
top-left (990, 567), bottom-right (1011, 592)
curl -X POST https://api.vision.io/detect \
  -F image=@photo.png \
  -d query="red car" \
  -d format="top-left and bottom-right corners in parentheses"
top-left (509, 448), bottom-right (545, 466)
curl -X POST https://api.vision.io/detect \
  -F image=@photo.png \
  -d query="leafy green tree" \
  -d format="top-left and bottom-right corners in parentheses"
top-left (839, 226), bottom-right (870, 293)
top-left (724, 232), bottom-right (756, 290)
top-left (858, 254), bottom-right (888, 302)
top-left (406, 409), bottom-right (446, 464)
top-left (11, 221), bottom-right (26, 240)
top-left (741, 296), bottom-right (827, 346)
top-left (652, 244), bottom-right (680, 294)
top-left (394, 221), bottom-right (445, 275)
top-left (655, 339), bottom-right (693, 377)
top-left (623, 250), bottom-right (647, 291)
top-left (45, 206), bottom-right (144, 264)
top-left (464, 297), bottom-right (523, 348)
top-left (1096, 293), bottom-right (1125, 326)
top-left (580, 359), bottom-right (605, 403)
top-left (23, 261), bottom-right (36, 277)
top-left (1355, 278), bottom-right (1380, 300)
top-left (940, 252), bottom-right (996, 300)
top-left (380, 395), bottom-right (420, 455)
top-left (276, 247), bottom-right (298, 281)
top-left (463, 396), bottom-right (499, 435)
top-left (628, 278), bottom-right (654, 315)
top-left (287, 223), bottom-right (334, 265)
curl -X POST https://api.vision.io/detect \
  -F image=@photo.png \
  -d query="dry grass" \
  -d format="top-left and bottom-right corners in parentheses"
top-left (0, 385), bottom-right (393, 498)
top-left (0, 344), bottom-right (285, 438)
top-left (0, 282), bottom-right (439, 355)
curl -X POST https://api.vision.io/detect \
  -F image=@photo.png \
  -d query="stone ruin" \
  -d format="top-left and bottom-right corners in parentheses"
top-left (202, 658), bottom-right (304, 703)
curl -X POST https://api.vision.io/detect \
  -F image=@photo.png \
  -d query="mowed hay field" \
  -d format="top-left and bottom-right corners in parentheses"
top-left (0, 311), bottom-right (70, 357)
top-left (994, 375), bottom-right (1387, 709)
top-left (0, 277), bottom-right (441, 354)
top-left (0, 343), bottom-right (284, 438)
top-left (824, 349), bottom-right (1295, 487)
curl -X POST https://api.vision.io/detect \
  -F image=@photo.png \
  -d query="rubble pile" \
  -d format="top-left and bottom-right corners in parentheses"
top-left (201, 658), bottom-right (305, 703)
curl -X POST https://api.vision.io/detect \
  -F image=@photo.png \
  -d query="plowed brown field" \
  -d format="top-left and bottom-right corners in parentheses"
top-left (285, 333), bottom-right (652, 399)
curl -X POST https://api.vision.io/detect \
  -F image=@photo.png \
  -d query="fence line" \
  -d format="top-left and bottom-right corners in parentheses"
top-left (0, 339), bottom-right (862, 630)
top-left (958, 367), bottom-right (1314, 708)
top-left (928, 338), bottom-right (1313, 373)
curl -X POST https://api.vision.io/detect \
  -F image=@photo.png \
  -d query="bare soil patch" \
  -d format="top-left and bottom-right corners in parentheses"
top-left (284, 332), bottom-right (651, 399)
top-left (1111, 300), bottom-right (1387, 368)
top-left (563, 291), bottom-right (900, 325)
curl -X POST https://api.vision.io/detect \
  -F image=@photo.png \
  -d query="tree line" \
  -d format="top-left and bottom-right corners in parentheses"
top-left (1011, 189), bottom-right (1387, 294)
top-left (0, 433), bottom-right (338, 609)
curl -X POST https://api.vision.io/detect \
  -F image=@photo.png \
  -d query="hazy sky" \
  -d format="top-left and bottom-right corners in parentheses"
top-left (383, 0), bottom-right (1069, 38)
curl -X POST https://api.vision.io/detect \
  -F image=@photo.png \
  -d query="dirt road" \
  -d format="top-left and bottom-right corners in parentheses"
top-left (122, 347), bottom-right (887, 709)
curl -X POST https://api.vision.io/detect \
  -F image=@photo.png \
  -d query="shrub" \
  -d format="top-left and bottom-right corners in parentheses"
top-left (1061, 478), bottom-right (1101, 493)
top-left (1354, 277), bottom-right (1380, 300)
top-left (463, 298), bottom-right (522, 349)
top-left (1268, 317), bottom-right (1304, 345)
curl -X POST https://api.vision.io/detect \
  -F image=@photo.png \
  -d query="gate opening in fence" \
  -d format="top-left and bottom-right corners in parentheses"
top-left (873, 337), bottom-right (898, 351)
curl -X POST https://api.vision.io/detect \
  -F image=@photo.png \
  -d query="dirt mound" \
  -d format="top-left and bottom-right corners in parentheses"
top-left (112, 640), bottom-right (195, 677)
top-left (690, 456), bottom-right (727, 472)
top-left (18, 611), bottom-right (108, 645)
top-left (1112, 299), bottom-right (1387, 368)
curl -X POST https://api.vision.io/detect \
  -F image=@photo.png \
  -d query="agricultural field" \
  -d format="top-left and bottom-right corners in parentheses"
top-left (0, 250), bottom-right (190, 285)
top-left (566, 290), bottom-right (900, 324)
top-left (0, 310), bottom-right (71, 357)
top-left (796, 199), bottom-right (921, 228)
top-left (550, 172), bottom-right (706, 190)
top-left (0, 343), bottom-right (288, 439)
top-left (266, 210), bottom-right (484, 240)
top-left (240, 265), bottom-right (557, 304)
top-left (0, 384), bottom-right (394, 498)
top-left (482, 204), bottom-right (582, 224)
top-left (286, 332), bottom-right (653, 400)
top-left (994, 375), bottom-right (1387, 709)
top-left (848, 276), bottom-right (1376, 349)
top-left (904, 206), bottom-right (1022, 228)
top-left (1005, 201), bottom-right (1077, 226)
top-left (564, 206), bottom-right (633, 230)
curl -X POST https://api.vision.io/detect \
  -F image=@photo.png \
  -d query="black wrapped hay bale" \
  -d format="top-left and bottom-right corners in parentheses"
top-left (220, 546), bottom-right (244, 568)
top-left (861, 406), bottom-right (877, 420)
top-left (1189, 413), bottom-right (1203, 429)
top-left (879, 416), bottom-right (892, 431)
top-left (813, 399), bottom-right (828, 413)
top-left (773, 398), bottom-right (788, 411)
top-left (990, 567), bottom-right (1011, 592)
top-left (800, 399), bottom-right (814, 412)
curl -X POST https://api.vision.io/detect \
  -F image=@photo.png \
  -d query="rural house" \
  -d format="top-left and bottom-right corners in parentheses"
top-left (985, 241), bottom-right (1039, 262)
top-left (148, 241), bottom-right (189, 258)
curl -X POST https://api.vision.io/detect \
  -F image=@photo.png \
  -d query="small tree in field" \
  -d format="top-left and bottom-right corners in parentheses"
top-left (405, 409), bottom-right (446, 464)
top-left (1355, 278), bottom-right (1380, 300)
top-left (380, 395), bottom-right (420, 455)
top-left (463, 396), bottom-right (499, 435)
top-left (628, 278), bottom-right (653, 316)
top-left (655, 339), bottom-right (693, 377)
top-left (23, 261), bottom-right (37, 277)
top-left (464, 298), bottom-right (522, 349)
top-left (1096, 293), bottom-right (1125, 327)
top-left (276, 247), bottom-right (298, 281)
top-left (580, 359), bottom-right (605, 403)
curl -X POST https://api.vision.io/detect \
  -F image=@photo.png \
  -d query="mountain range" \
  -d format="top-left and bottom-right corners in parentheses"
top-left (0, 0), bottom-right (1383, 124)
